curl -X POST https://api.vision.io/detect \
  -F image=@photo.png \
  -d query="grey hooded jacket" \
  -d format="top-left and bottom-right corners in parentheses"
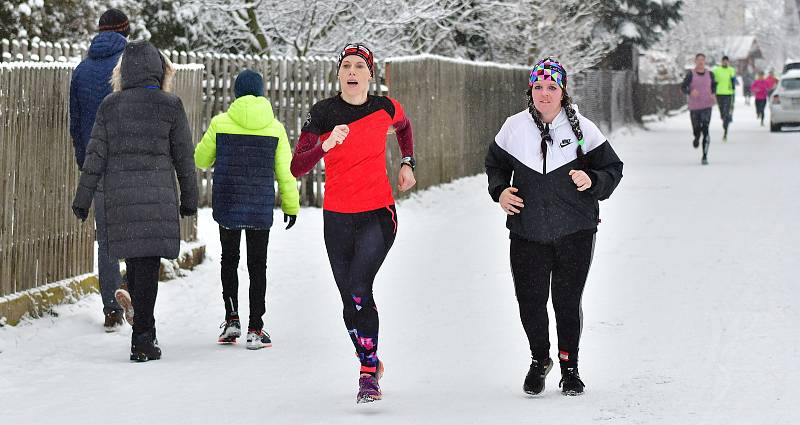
top-left (72, 40), bottom-right (198, 259)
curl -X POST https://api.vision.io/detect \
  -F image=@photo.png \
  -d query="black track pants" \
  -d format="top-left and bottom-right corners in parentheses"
top-left (510, 231), bottom-right (595, 368)
top-left (219, 227), bottom-right (270, 330)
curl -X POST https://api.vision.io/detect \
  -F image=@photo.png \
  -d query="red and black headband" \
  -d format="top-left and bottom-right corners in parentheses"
top-left (338, 43), bottom-right (374, 77)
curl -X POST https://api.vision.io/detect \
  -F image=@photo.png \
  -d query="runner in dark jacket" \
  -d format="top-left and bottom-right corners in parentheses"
top-left (485, 57), bottom-right (623, 397)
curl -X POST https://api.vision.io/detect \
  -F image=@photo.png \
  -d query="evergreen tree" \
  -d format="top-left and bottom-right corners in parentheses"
top-left (598, 0), bottom-right (684, 49)
top-left (1, 2), bottom-right (16, 39)
top-left (597, 0), bottom-right (684, 70)
top-left (4, 0), bottom-right (100, 42)
top-left (137, 0), bottom-right (197, 51)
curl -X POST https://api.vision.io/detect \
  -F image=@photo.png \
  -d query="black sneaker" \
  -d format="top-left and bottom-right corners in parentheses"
top-left (130, 332), bottom-right (161, 362)
top-left (559, 367), bottom-right (585, 396)
top-left (218, 315), bottom-right (241, 344)
top-left (692, 136), bottom-right (699, 148)
top-left (523, 357), bottom-right (553, 395)
top-left (702, 155), bottom-right (709, 165)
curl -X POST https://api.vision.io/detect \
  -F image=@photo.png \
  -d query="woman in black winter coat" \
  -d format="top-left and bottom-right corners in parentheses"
top-left (485, 58), bottom-right (623, 396)
top-left (72, 40), bottom-right (198, 362)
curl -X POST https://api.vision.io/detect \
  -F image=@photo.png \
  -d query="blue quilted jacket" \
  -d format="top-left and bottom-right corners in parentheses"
top-left (69, 32), bottom-right (127, 169)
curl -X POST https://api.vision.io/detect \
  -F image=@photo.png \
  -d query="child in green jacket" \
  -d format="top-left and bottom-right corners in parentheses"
top-left (195, 69), bottom-right (299, 349)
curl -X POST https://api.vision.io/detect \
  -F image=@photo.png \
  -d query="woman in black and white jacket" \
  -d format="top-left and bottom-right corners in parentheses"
top-left (485, 57), bottom-right (623, 397)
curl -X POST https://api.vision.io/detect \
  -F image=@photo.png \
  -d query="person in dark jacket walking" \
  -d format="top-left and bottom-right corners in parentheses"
top-left (485, 57), bottom-right (623, 397)
top-left (72, 40), bottom-right (198, 362)
top-left (195, 69), bottom-right (300, 350)
top-left (68, 8), bottom-right (130, 331)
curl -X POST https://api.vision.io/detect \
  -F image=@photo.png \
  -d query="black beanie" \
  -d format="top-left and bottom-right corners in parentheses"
top-left (99, 9), bottom-right (130, 37)
top-left (234, 69), bottom-right (264, 98)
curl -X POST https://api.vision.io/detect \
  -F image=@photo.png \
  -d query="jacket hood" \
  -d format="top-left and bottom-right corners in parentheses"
top-left (110, 40), bottom-right (175, 92)
top-left (227, 95), bottom-right (274, 130)
top-left (87, 31), bottom-right (127, 59)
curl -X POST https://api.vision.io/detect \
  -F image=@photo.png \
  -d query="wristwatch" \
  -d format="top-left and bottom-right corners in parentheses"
top-left (401, 156), bottom-right (416, 170)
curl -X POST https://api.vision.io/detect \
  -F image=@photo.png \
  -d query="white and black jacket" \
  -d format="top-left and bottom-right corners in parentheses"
top-left (485, 108), bottom-right (623, 242)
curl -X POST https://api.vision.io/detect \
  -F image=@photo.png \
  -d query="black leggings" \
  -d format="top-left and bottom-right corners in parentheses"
top-left (219, 227), bottom-right (270, 330)
top-left (323, 205), bottom-right (397, 374)
top-left (510, 231), bottom-right (595, 368)
top-left (690, 108), bottom-right (712, 156)
top-left (717, 95), bottom-right (733, 130)
top-left (755, 99), bottom-right (767, 120)
top-left (126, 256), bottom-right (161, 341)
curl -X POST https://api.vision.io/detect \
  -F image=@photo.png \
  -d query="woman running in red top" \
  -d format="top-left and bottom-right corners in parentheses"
top-left (291, 43), bottom-right (416, 404)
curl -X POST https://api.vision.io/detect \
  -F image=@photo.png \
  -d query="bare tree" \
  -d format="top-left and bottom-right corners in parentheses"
top-left (745, 0), bottom-right (800, 70)
top-left (649, 0), bottom-right (800, 77)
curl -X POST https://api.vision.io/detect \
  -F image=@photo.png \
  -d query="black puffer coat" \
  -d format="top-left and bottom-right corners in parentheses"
top-left (73, 40), bottom-right (197, 259)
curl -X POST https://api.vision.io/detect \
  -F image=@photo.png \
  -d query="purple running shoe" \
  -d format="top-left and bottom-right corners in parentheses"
top-left (357, 374), bottom-right (382, 403)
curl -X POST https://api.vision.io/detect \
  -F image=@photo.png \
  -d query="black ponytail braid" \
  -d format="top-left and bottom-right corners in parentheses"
top-left (562, 93), bottom-right (589, 169)
top-left (526, 87), bottom-right (589, 169)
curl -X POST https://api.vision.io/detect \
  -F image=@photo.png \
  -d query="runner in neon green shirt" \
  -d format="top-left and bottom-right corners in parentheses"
top-left (712, 56), bottom-right (737, 140)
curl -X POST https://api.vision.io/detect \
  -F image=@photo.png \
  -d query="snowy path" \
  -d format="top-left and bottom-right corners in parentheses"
top-left (1, 99), bottom-right (798, 424)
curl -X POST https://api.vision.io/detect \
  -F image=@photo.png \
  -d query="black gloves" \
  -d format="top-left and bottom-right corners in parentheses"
top-left (72, 205), bottom-right (88, 222)
top-left (180, 205), bottom-right (197, 217)
top-left (284, 214), bottom-right (297, 230)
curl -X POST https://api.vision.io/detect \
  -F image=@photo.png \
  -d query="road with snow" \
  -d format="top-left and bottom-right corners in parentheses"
top-left (1, 97), bottom-right (798, 424)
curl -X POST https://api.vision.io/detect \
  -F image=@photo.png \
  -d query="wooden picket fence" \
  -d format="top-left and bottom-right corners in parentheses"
top-left (1, 38), bottom-right (88, 63)
top-left (638, 82), bottom-right (685, 117)
top-left (0, 62), bottom-right (203, 298)
top-left (0, 62), bottom-right (91, 298)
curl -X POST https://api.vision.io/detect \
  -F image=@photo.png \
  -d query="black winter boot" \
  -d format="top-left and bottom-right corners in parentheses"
top-left (130, 329), bottom-right (161, 362)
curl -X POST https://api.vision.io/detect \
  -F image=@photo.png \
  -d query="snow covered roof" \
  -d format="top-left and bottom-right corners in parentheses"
top-left (707, 36), bottom-right (762, 61)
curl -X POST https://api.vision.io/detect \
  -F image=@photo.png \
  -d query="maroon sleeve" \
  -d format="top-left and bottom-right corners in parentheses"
top-left (290, 131), bottom-right (325, 177)
top-left (390, 98), bottom-right (414, 158)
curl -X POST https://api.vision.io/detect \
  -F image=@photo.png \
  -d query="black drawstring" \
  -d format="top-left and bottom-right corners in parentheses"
top-left (541, 123), bottom-right (551, 173)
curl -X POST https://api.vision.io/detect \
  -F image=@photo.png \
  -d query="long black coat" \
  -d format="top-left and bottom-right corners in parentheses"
top-left (73, 41), bottom-right (197, 259)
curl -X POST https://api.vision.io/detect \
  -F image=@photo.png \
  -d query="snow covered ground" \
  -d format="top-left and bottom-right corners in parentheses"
top-left (1, 98), bottom-right (798, 424)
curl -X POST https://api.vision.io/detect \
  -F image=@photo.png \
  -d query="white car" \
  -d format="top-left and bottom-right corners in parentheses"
top-left (770, 70), bottom-right (800, 132)
top-left (783, 60), bottom-right (800, 74)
